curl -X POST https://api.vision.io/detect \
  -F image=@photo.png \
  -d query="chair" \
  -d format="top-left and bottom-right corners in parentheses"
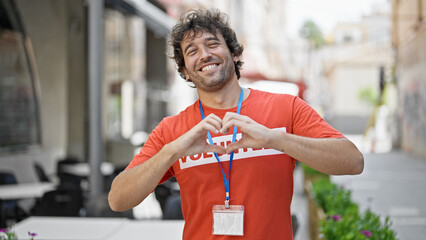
top-left (292, 214), bottom-right (299, 238)
top-left (154, 177), bottom-right (179, 213)
top-left (162, 194), bottom-right (183, 220)
top-left (56, 157), bottom-right (83, 189)
top-left (0, 172), bottom-right (17, 185)
top-left (0, 172), bottom-right (27, 227)
top-left (32, 188), bottom-right (83, 216)
top-left (85, 193), bottom-right (133, 219)
top-left (34, 162), bottom-right (50, 182)
top-left (0, 172), bottom-right (18, 226)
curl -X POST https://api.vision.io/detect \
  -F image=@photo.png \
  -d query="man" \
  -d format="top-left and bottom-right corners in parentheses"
top-left (108, 9), bottom-right (364, 239)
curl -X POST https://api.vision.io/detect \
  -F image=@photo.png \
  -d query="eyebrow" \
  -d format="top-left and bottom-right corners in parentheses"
top-left (183, 43), bottom-right (195, 56)
top-left (183, 36), bottom-right (220, 55)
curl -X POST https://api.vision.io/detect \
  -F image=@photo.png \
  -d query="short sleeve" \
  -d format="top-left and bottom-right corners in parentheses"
top-left (292, 97), bottom-right (344, 139)
top-left (125, 120), bottom-right (174, 183)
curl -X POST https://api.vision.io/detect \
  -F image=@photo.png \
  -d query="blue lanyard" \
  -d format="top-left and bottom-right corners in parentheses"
top-left (198, 87), bottom-right (244, 208)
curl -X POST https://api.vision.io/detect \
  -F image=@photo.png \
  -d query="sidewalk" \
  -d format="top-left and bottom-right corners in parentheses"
top-left (331, 150), bottom-right (426, 240)
top-left (291, 163), bottom-right (309, 240)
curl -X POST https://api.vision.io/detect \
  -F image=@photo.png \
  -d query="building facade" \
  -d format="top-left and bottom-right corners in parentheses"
top-left (392, 0), bottom-right (426, 158)
top-left (0, 0), bottom-right (183, 183)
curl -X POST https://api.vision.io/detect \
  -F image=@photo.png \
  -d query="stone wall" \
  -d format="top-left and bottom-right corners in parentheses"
top-left (394, 0), bottom-right (426, 158)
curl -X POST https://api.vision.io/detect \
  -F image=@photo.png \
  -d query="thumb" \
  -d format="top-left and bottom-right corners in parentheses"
top-left (226, 141), bottom-right (243, 154)
top-left (207, 145), bottom-right (226, 155)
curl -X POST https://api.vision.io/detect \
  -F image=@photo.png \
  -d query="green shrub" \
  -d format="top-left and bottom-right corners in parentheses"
top-left (311, 180), bottom-right (397, 240)
top-left (302, 163), bottom-right (329, 182)
top-left (0, 229), bottom-right (17, 240)
top-left (312, 179), bottom-right (358, 215)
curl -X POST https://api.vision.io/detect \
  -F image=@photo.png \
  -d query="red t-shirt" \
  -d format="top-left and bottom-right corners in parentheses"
top-left (126, 89), bottom-right (344, 239)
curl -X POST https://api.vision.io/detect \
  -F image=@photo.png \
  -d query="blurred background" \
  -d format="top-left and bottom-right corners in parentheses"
top-left (0, 0), bottom-right (425, 238)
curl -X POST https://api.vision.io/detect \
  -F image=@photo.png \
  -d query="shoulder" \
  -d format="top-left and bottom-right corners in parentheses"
top-left (161, 101), bottom-right (198, 125)
top-left (156, 101), bottom-right (199, 138)
top-left (252, 89), bottom-right (309, 110)
top-left (247, 89), bottom-right (297, 106)
top-left (250, 88), bottom-right (295, 99)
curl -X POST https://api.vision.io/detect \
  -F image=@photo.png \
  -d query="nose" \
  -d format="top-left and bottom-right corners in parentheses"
top-left (199, 45), bottom-right (212, 61)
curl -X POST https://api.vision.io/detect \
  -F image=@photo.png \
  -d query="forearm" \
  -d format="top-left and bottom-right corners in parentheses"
top-left (270, 131), bottom-right (364, 175)
top-left (108, 113), bottom-right (227, 212)
top-left (108, 143), bottom-right (180, 212)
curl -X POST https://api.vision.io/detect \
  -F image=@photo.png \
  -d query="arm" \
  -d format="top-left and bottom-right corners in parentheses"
top-left (108, 114), bottom-right (226, 212)
top-left (222, 112), bottom-right (364, 175)
top-left (269, 132), bottom-right (363, 175)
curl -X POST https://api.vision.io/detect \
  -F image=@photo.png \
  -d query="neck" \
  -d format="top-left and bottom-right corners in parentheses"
top-left (197, 80), bottom-right (247, 109)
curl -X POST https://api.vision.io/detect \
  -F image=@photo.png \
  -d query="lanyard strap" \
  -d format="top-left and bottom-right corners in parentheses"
top-left (199, 87), bottom-right (243, 208)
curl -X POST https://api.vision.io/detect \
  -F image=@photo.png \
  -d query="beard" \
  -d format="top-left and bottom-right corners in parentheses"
top-left (187, 56), bottom-right (236, 92)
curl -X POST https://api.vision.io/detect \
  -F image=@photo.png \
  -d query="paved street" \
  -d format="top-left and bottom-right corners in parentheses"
top-left (291, 131), bottom-right (426, 240)
top-left (332, 150), bottom-right (426, 240)
top-left (292, 163), bottom-right (309, 240)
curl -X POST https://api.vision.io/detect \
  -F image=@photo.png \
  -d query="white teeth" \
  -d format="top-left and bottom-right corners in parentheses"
top-left (201, 64), bottom-right (217, 72)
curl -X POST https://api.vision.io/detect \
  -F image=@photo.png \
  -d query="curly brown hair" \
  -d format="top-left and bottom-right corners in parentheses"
top-left (169, 9), bottom-right (244, 82)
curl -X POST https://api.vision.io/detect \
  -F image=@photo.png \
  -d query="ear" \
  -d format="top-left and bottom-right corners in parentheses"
top-left (183, 68), bottom-right (189, 80)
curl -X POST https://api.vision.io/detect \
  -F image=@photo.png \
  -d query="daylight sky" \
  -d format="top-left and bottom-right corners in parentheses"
top-left (286, 0), bottom-right (389, 37)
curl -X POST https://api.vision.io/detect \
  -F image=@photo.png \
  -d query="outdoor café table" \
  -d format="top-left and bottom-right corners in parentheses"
top-left (0, 182), bottom-right (56, 227)
top-left (13, 216), bottom-right (185, 240)
top-left (60, 162), bottom-right (114, 177)
top-left (106, 219), bottom-right (185, 239)
top-left (0, 182), bottom-right (56, 200)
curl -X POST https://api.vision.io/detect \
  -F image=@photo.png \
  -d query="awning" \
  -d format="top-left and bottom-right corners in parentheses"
top-left (105, 0), bottom-right (176, 38)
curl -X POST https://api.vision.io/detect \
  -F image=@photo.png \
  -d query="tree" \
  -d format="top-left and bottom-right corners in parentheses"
top-left (299, 20), bottom-right (325, 48)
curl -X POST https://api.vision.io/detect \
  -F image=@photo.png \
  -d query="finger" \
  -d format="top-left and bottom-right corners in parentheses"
top-left (206, 113), bottom-right (223, 122)
top-left (221, 112), bottom-right (238, 125)
top-left (226, 141), bottom-right (244, 154)
top-left (221, 114), bottom-right (253, 134)
top-left (222, 112), bottom-right (251, 124)
top-left (203, 114), bottom-right (223, 132)
top-left (205, 113), bottom-right (223, 127)
top-left (207, 144), bottom-right (226, 155)
top-left (205, 117), bottom-right (222, 131)
top-left (200, 121), bottom-right (222, 134)
top-left (220, 119), bottom-right (245, 134)
top-left (197, 115), bottom-right (221, 133)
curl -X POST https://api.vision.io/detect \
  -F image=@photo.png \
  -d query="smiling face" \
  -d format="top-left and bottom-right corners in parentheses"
top-left (181, 30), bottom-right (238, 92)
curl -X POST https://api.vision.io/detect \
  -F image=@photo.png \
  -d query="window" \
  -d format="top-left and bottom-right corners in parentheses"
top-left (0, 0), bottom-right (41, 152)
top-left (104, 9), bottom-right (145, 140)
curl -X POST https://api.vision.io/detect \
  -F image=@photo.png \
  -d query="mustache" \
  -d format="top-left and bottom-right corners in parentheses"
top-left (197, 60), bottom-right (221, 72)
top-left (198, 57), bottom-right (220, 66)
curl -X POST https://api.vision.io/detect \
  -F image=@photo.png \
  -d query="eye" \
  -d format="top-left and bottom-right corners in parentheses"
top-left (186, 48), bottom-right (197, 56)
top-left (208, 41), bottom-right (220, 47)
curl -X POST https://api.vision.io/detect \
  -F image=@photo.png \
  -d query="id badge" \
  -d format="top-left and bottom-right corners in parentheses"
top-left (212, 205), bottom-right (244, 236)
